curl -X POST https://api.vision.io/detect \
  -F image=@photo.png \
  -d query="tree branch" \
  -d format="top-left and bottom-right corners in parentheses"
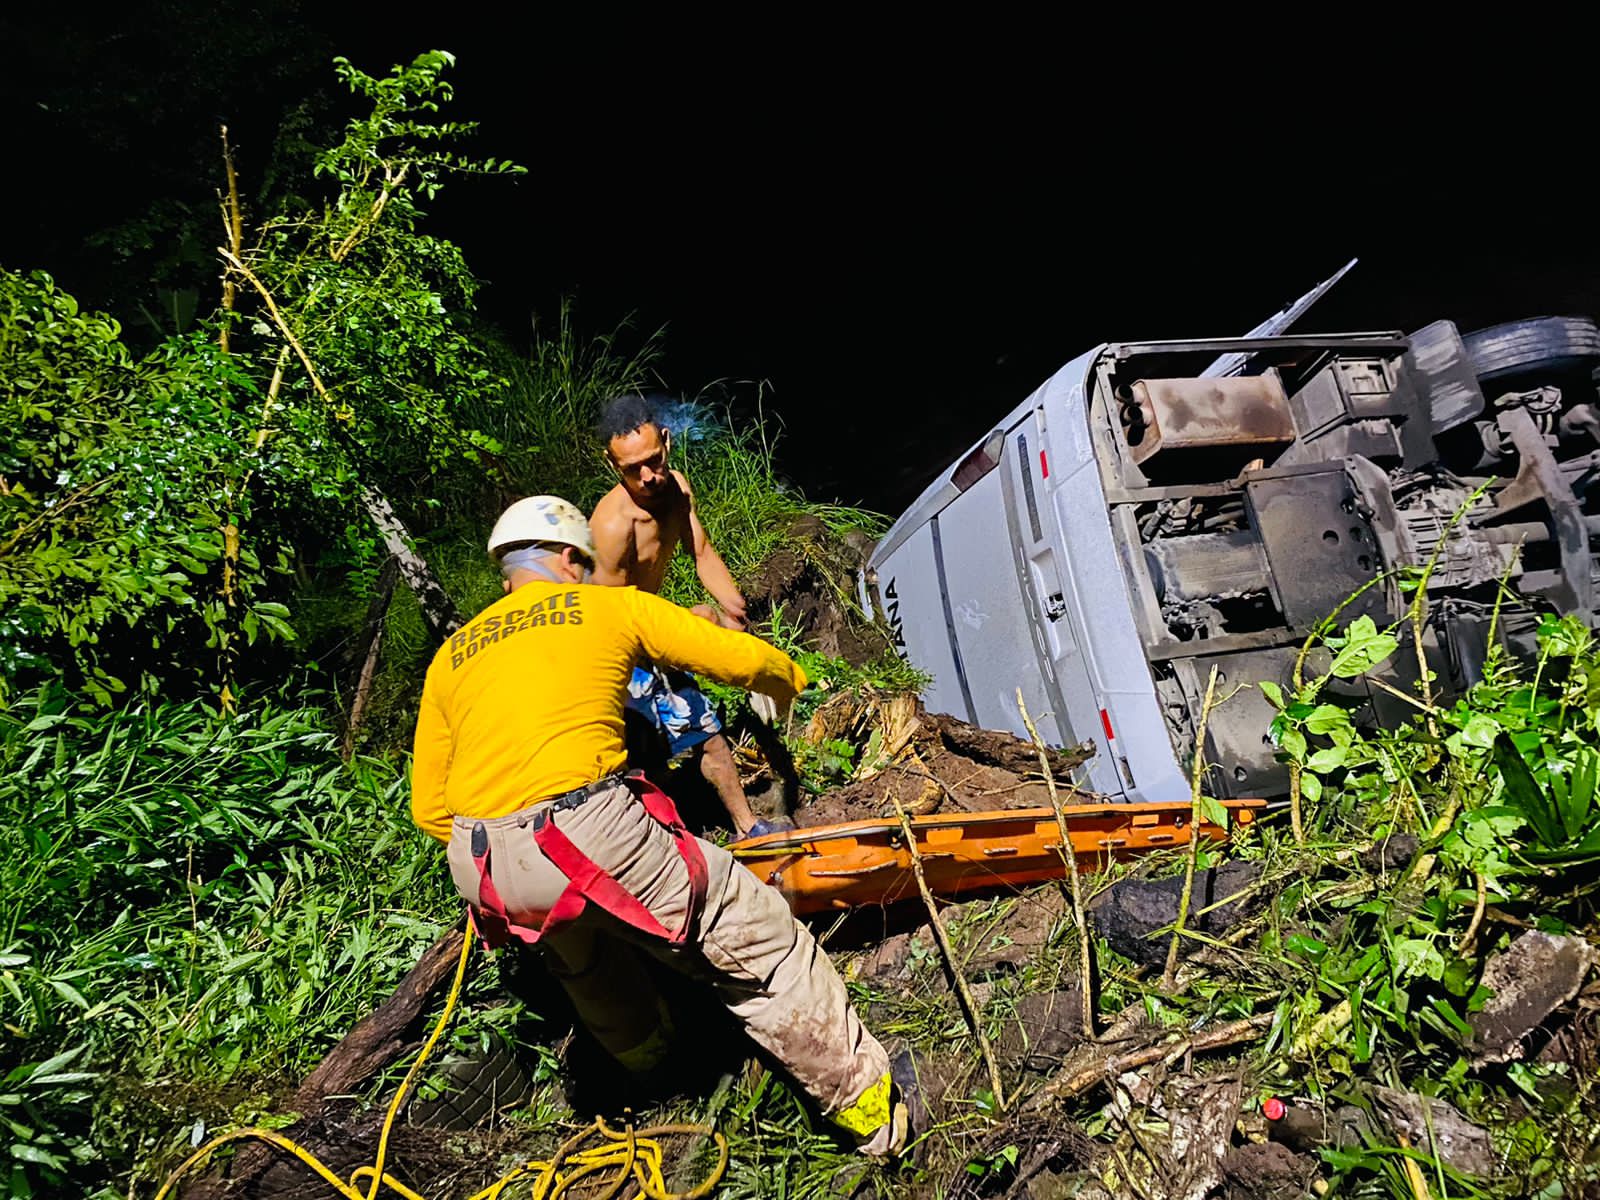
top-left (331, 162), bottom-right (410, 264)
top-left (1017, 690), bottom-right (1096, 1038)
top-left (1164, 664), bottom-right (1220, 992)
top-left (218, 125), bottom-right (244, 353)
top-left (893, 793), bottom-right (1007, 1113)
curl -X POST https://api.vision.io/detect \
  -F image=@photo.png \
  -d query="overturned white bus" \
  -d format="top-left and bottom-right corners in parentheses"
top-left (863, 263), bottom-right (1600, 802)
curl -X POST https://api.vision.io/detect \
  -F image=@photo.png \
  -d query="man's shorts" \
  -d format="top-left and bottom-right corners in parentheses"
top-left (627, 667), bottom-right (723, 757)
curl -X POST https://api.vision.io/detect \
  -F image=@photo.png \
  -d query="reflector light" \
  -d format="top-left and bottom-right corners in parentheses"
top-left (953, 429), bottom-right (1006, 492)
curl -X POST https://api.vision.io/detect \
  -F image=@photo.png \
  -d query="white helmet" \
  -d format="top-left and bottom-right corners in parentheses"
top-left (487, 495), bottom-right (597, 562)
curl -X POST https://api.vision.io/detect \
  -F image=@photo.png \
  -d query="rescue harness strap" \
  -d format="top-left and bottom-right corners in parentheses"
top-left (470, 772), bottom-right (710, 949)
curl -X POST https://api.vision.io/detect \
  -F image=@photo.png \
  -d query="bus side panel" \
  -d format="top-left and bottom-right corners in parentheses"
top-left (1049, 460), bottom-right (1191, 804)
top-left (1004, 404), bottom-right (1122, 796)
top-left (1038, 362), bottom-right (1188, 802)
top-left (874, 522), bottom-right (971, 724)
top-left (934, 464), bottom-right (1062, 745)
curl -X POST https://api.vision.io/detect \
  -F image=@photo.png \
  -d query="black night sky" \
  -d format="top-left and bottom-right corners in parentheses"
top-left (8, 7), bottom-right (1597, 513)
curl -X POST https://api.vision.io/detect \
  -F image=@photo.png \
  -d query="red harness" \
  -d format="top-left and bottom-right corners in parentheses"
top-left (469, 773), bottom-right (708, 950)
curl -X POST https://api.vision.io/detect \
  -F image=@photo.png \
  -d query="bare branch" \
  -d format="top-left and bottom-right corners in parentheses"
top-left (1164, 664), bottom-right (1220, 992)
top-left (1017, 690), bottom-right (1097, 1039)
top-left (892, 793), bottom-right (1007, 1113)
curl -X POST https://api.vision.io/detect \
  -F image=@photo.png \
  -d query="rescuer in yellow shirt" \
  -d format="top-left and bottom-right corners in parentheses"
top-left (410, 496), bottom-right (910, 1158)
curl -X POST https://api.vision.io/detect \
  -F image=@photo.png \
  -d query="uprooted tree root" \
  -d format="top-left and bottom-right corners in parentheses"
top-left (778, 696), bottom-right (1094, 829)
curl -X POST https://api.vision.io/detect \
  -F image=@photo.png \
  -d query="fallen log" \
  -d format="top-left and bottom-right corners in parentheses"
top-left (188, 923), bottom-right (468, 1199)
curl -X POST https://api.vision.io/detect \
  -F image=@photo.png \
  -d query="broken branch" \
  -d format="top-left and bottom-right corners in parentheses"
top-left (218, 125), bottom-right (244, 353)
top-left (1017, 690), bottom-right (1096, 1039)
top-left (892, 793), bottom-right (1006, 1113)
top-left (1164, 663), bottom-right (1219, 992)
top-left (1028, 1012), bottom-right (1273, 1109)
top-left (217, 247), bottom-right (336, 406)
top-left (1455, 871), bottom-right (1489, 957)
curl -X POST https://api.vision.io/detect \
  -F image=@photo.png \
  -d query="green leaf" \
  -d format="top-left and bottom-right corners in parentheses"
top-left (1494, 733), bottom-right (1562, 847)
top-left (1300, 772), bottom-right (1323, 805)
top-left (1350, 982), bottom-right (1373, 1061)
top-left (1456, 713), bottom-right (1501, 749)
top-left (1285, 934), bottom-right (1328, 960)
top-left (1306, 745), bottom-right (1348, 773)
top-left (22, 1048), bottom-right (85, 1082)
top-left (47, 978), bottom-right (88, 1010)
top-left (1278, 727), bottom-right (1307, 760)
top-left (1393, 937), bottom-right (1446, 982)
top-left (1441, 957), bottom-right (1477, 997)
top-left (1199, 794), bottom-right (1229, 829)
top-left (1427, 996), bottom-right (1475, 1040)
top-left (26, 1073), bottom-right (95, 1087)
top-left (1304, 705), bottom-right (1353, 736)
top-left (1558, 748), bottom-right (1597, 842)
top-left (1328, 616), bottom-right (1400, 678)
top-left (10, 1142), bottom-right (67, 1168)
top-left (1258, 680), bottom-right (1284, 709)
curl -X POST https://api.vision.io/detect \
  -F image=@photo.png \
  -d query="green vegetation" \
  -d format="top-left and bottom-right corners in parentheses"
top-left (1240, 606), bottom-right (1600, 1197)
top-left (7, 38), bottom-right (1600, 1200)
top-left (0, 48), bottom-right (901, 1199)
top-left (0, 687), bottom-right (452, 1194)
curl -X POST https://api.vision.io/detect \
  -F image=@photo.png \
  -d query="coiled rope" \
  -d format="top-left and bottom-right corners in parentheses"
top-left (152, 916), bottom-right (727, 1200)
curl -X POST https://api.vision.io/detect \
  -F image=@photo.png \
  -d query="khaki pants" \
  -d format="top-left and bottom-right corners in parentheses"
top-left (446, 780), bottom-right (893, 1139)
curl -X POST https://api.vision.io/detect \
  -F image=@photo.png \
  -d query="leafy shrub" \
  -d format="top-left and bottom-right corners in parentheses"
top-left (0, 271), bottom-right (293, 705)
top-left (0, 687), bottom-right (453, 1196)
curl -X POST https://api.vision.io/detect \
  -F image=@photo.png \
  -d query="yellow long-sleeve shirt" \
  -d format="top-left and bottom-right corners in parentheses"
top-left (410, 581), bottom-right (807, 843)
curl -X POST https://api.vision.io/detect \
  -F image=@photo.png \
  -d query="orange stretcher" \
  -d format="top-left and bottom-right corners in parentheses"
top-left (728, 800), bottom-right (1264, 916)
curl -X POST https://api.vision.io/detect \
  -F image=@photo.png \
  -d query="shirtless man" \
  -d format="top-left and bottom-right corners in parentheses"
top-left (589, 394), bottom-right (789, 837)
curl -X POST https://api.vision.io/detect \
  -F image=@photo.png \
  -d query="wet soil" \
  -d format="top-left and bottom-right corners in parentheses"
top-left (742, 515), bottom-right (889, 666)
top-left (792, 708), bottom-right (1093, 827)
top-left (1469, 930), bottom-right (1598, 1064)
top-left (1087, 862), bottom-right (1264, 968)
top-left (1220, 1142), bottom-right (1318, 1200)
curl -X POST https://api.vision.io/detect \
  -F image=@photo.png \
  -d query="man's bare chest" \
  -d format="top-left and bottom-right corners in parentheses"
top-left (631, 512), bottom-right (688, 583)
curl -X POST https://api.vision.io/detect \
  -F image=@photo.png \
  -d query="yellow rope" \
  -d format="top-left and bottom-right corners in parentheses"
top-left (151, 915), bottom-right (727, 1200)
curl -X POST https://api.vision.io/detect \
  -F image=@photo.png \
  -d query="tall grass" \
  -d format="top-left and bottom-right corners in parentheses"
top-left (302, 316), bottom-right (893, 761)
top-left (660, 396), bottom-right (884, 613)
top-left (0, 686), bottom-right (456, 1196)
top-left (0, 303), bottom-right (913, 1195)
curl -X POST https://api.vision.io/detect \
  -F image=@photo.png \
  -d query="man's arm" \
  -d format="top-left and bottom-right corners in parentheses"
top-left (626, 586), bottom-right (805, 704)
top-left (410, 672), bottom-right (455, 844)
top-left (675, 470), bottom-right (747, 626)
top-left (588, 495), bottom-right (636, 588)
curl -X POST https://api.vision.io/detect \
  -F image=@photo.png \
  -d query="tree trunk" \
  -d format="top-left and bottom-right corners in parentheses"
top-left (361, 487), bottom-right (463, 640)
top-left (343, 557), bottom-right (400, 760)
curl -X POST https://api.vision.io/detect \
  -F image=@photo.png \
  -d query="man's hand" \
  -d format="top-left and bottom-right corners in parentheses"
top-left (750, 686), bottom-right (795, 725)
top-left (691, 601), bottom-right (748, 632)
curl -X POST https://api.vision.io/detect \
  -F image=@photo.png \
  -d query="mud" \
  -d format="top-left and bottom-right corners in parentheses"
top-left (1469, 929), bottom-right (1597, 1064)
top-left (963, 890), bottom-right (1069, 976)
top-left (742, 516), bottom-right (889, 666)
top-left (1088, 862), bottom-right (1263, 968)
top-left (1358, 832), bottom-right (1420, 874)
top-left (945, 1111), bottom-right (1101, 1200)
top-left (995, 989), bottom-right (1087, 1072)
top-left (791, 707), bottom-right (1093, 828)
top-left (1370, 1087), bottom-right (1494, 1176)
top-left (923, 711), bottom-right (1089, 780)
top-left (1220, 1142), bottom-right (1317, 1200)
top-left (853, 930), bottom-right (916, 983)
